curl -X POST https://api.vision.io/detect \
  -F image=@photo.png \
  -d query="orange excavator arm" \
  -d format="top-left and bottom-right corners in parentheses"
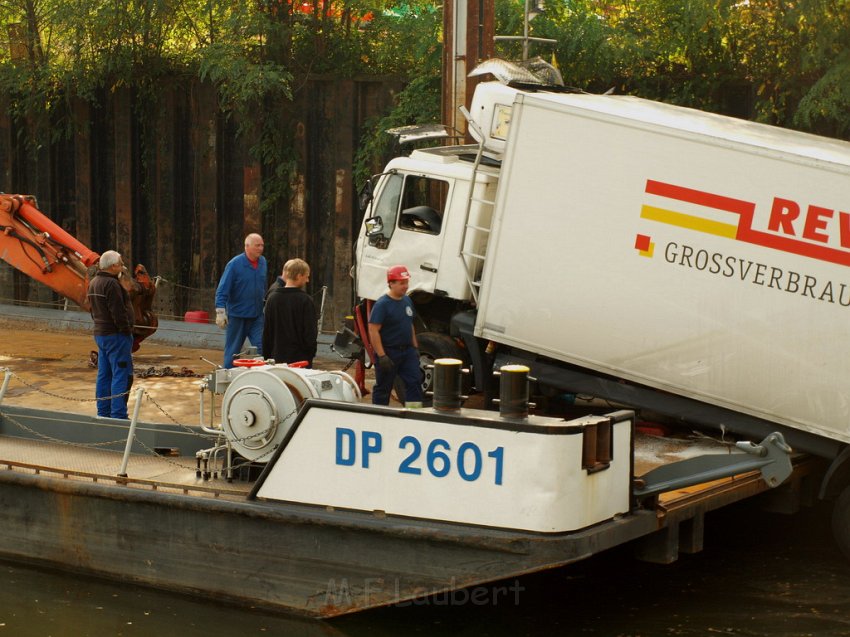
top-left (0, 193), bottom-right (158, 349)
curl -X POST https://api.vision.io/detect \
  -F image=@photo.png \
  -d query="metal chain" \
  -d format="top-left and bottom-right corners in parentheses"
top-left (0, 408), bottom-right (129, 448)
top-left (142, 393), bottom-right (299, 446)
top-left (2, 364), bottom-right (301, 475)
top-left (152, 406), bottom-right (299, 476)
top-left (148, 395), bottom-right (267, 444)
top-left (4, 367), bottom-right (299, 447)
top-left (198, 406), bottom-right (299, 472)
top-left (232, 445), bottom-right (278, 467)
top-left (1, 367), bottom-right (214, 443)
top-left (224, 407), bottom-right (299, 444)
top-left (129, 434), bottom-right (205, 472)
top-left (154, 277), bottom-right (214, 293)
top-left (2, 368), bottom-right (132, 402)
top-left (136, 366), bottom-right (204, 379)
top-left (142, 392), bottom-right (218, 441)
top-left (1, 408), bottom-right (276, 478)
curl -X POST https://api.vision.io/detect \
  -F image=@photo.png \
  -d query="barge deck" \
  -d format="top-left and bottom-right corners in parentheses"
top-left (0, 324), bottom-right (814, 617)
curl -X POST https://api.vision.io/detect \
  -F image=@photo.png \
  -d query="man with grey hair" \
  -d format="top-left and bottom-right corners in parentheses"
top-left (215, 233), bottom-right (267, 367)
top-left (87, 250), bottom-right (135, 418)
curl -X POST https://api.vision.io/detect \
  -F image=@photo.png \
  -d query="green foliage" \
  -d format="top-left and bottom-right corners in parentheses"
top-left (0, 0), bottom-right (440, 190)
top-left (0, 0), bottom-right (448, 207)
top-left (352, 71), bottom-right (441, 186)
top-left (199, 45), bottom-right (293, 124)
top-left (488, 0), bottom-right (850, 138)
top-left (795, 53), bottom-right (850, 136)
top-left (350, 1), bottom-right (443, 183)
top-left (494, 0), bottom-right (617, 91)
top-left (362, 2), bottom-right (442, 74)
top-left (3, 0), bottom-right (850, 191)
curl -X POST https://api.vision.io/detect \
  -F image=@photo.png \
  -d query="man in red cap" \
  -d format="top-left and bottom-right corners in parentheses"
top-left (368, 265), bottom-right (423, 407)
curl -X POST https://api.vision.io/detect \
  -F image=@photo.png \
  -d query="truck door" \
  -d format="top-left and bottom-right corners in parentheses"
top-left (357, 172), bottom-right (451, 300)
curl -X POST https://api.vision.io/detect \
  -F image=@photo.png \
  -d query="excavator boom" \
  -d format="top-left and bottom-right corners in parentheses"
top-left (0, 193), bottom-right (158, 349)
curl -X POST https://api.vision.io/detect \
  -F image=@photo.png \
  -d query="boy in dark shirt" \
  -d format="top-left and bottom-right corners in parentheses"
top-left (263, 258), bottom-right (318, 367)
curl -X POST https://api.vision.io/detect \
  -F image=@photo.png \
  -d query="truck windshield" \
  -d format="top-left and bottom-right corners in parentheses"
top-left (370, 173), bottom-right (404, 243)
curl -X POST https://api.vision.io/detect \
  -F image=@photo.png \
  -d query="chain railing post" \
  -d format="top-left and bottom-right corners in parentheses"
top-left (0, 368), bottom-right (11, 405)
top-left (117, 387), bottom-right (146, 477)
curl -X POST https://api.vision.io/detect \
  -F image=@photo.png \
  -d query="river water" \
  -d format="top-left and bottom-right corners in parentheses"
top-left (1, 500), bottom-right (848, 637)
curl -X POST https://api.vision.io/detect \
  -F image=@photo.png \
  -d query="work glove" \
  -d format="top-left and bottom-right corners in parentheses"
top-left (215, 308), bottom-right (228, 329)
top-left (377, 355), bottom-right (395, 375)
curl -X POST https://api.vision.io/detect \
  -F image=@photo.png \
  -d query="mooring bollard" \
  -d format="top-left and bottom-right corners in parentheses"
top-left (496, 364), bottom-right (531, 419)
top-left (433, 358), bottom-right (464, 411)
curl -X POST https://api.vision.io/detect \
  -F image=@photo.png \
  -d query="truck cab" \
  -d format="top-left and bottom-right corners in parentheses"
top-left (354, 147), bottom-right (499, 310)
top-left (348, 81), bottom-right (540, 387)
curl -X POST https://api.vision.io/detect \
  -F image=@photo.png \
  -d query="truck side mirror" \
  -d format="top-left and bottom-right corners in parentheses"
top-left (364, 217), bottom-right (384, 236)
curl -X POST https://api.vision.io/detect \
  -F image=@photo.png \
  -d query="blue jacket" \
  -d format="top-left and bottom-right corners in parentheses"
top-left (215, 253), bottom-right (268, 318)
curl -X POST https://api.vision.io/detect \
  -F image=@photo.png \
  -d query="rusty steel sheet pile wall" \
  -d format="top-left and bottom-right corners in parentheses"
top-left (0, 77), bottom-right (401, 329)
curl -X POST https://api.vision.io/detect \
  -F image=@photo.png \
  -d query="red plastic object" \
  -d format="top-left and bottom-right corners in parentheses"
top-left (233, 359), bottom-right (266, 368)
top-left (636, 422), bottom-right (671, 437)
top-left (184, 310), bottom-right (209, 324)
top-left (287, 361), bottom-right (309, 368)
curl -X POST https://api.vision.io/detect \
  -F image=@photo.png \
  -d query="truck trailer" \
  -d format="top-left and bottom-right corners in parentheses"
top-left (343, 74), bottom-right (850, 554)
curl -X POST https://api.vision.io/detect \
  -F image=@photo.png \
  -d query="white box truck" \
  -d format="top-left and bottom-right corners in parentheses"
top-left (342, 77), bottom-right (850, 553)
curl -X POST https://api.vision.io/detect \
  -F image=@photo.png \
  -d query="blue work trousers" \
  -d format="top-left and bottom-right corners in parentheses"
top-left (372, 346), bottom-right (422, 405)
top-left (95, 333), bottom-right (134, 418)
top-left (224, 315), bottom-right (264, 368)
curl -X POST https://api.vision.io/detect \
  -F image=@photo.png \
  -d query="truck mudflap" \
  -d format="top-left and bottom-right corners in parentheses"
top-left (331, 300), bottom-right (374, 395)
top-left (633, 431), bottom-right (793, 499)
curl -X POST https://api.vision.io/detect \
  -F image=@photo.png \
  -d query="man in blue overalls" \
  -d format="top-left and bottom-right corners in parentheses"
top-left (215, 233), bottom-right (267, 368)
top-left (368, 264), bottom-right (423, 407)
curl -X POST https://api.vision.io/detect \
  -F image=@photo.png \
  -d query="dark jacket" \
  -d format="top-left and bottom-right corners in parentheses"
top-left (88, 270), bottom-right (134, 336)
top-left (262, 283), bottom-right (318, 365)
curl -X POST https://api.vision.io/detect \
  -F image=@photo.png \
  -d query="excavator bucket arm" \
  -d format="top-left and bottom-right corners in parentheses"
top-left (0, 193), bottom-right (158, 347)
top-left (127, 264), bottom-right (159, 352)
top-left (0, 194), bottom-right (96, 308)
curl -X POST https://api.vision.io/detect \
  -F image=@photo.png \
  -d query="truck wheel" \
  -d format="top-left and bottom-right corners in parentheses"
top-left (832, 486), bottom-right (850, 559)
top-left (418, 332), bottom-right (466, 401)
